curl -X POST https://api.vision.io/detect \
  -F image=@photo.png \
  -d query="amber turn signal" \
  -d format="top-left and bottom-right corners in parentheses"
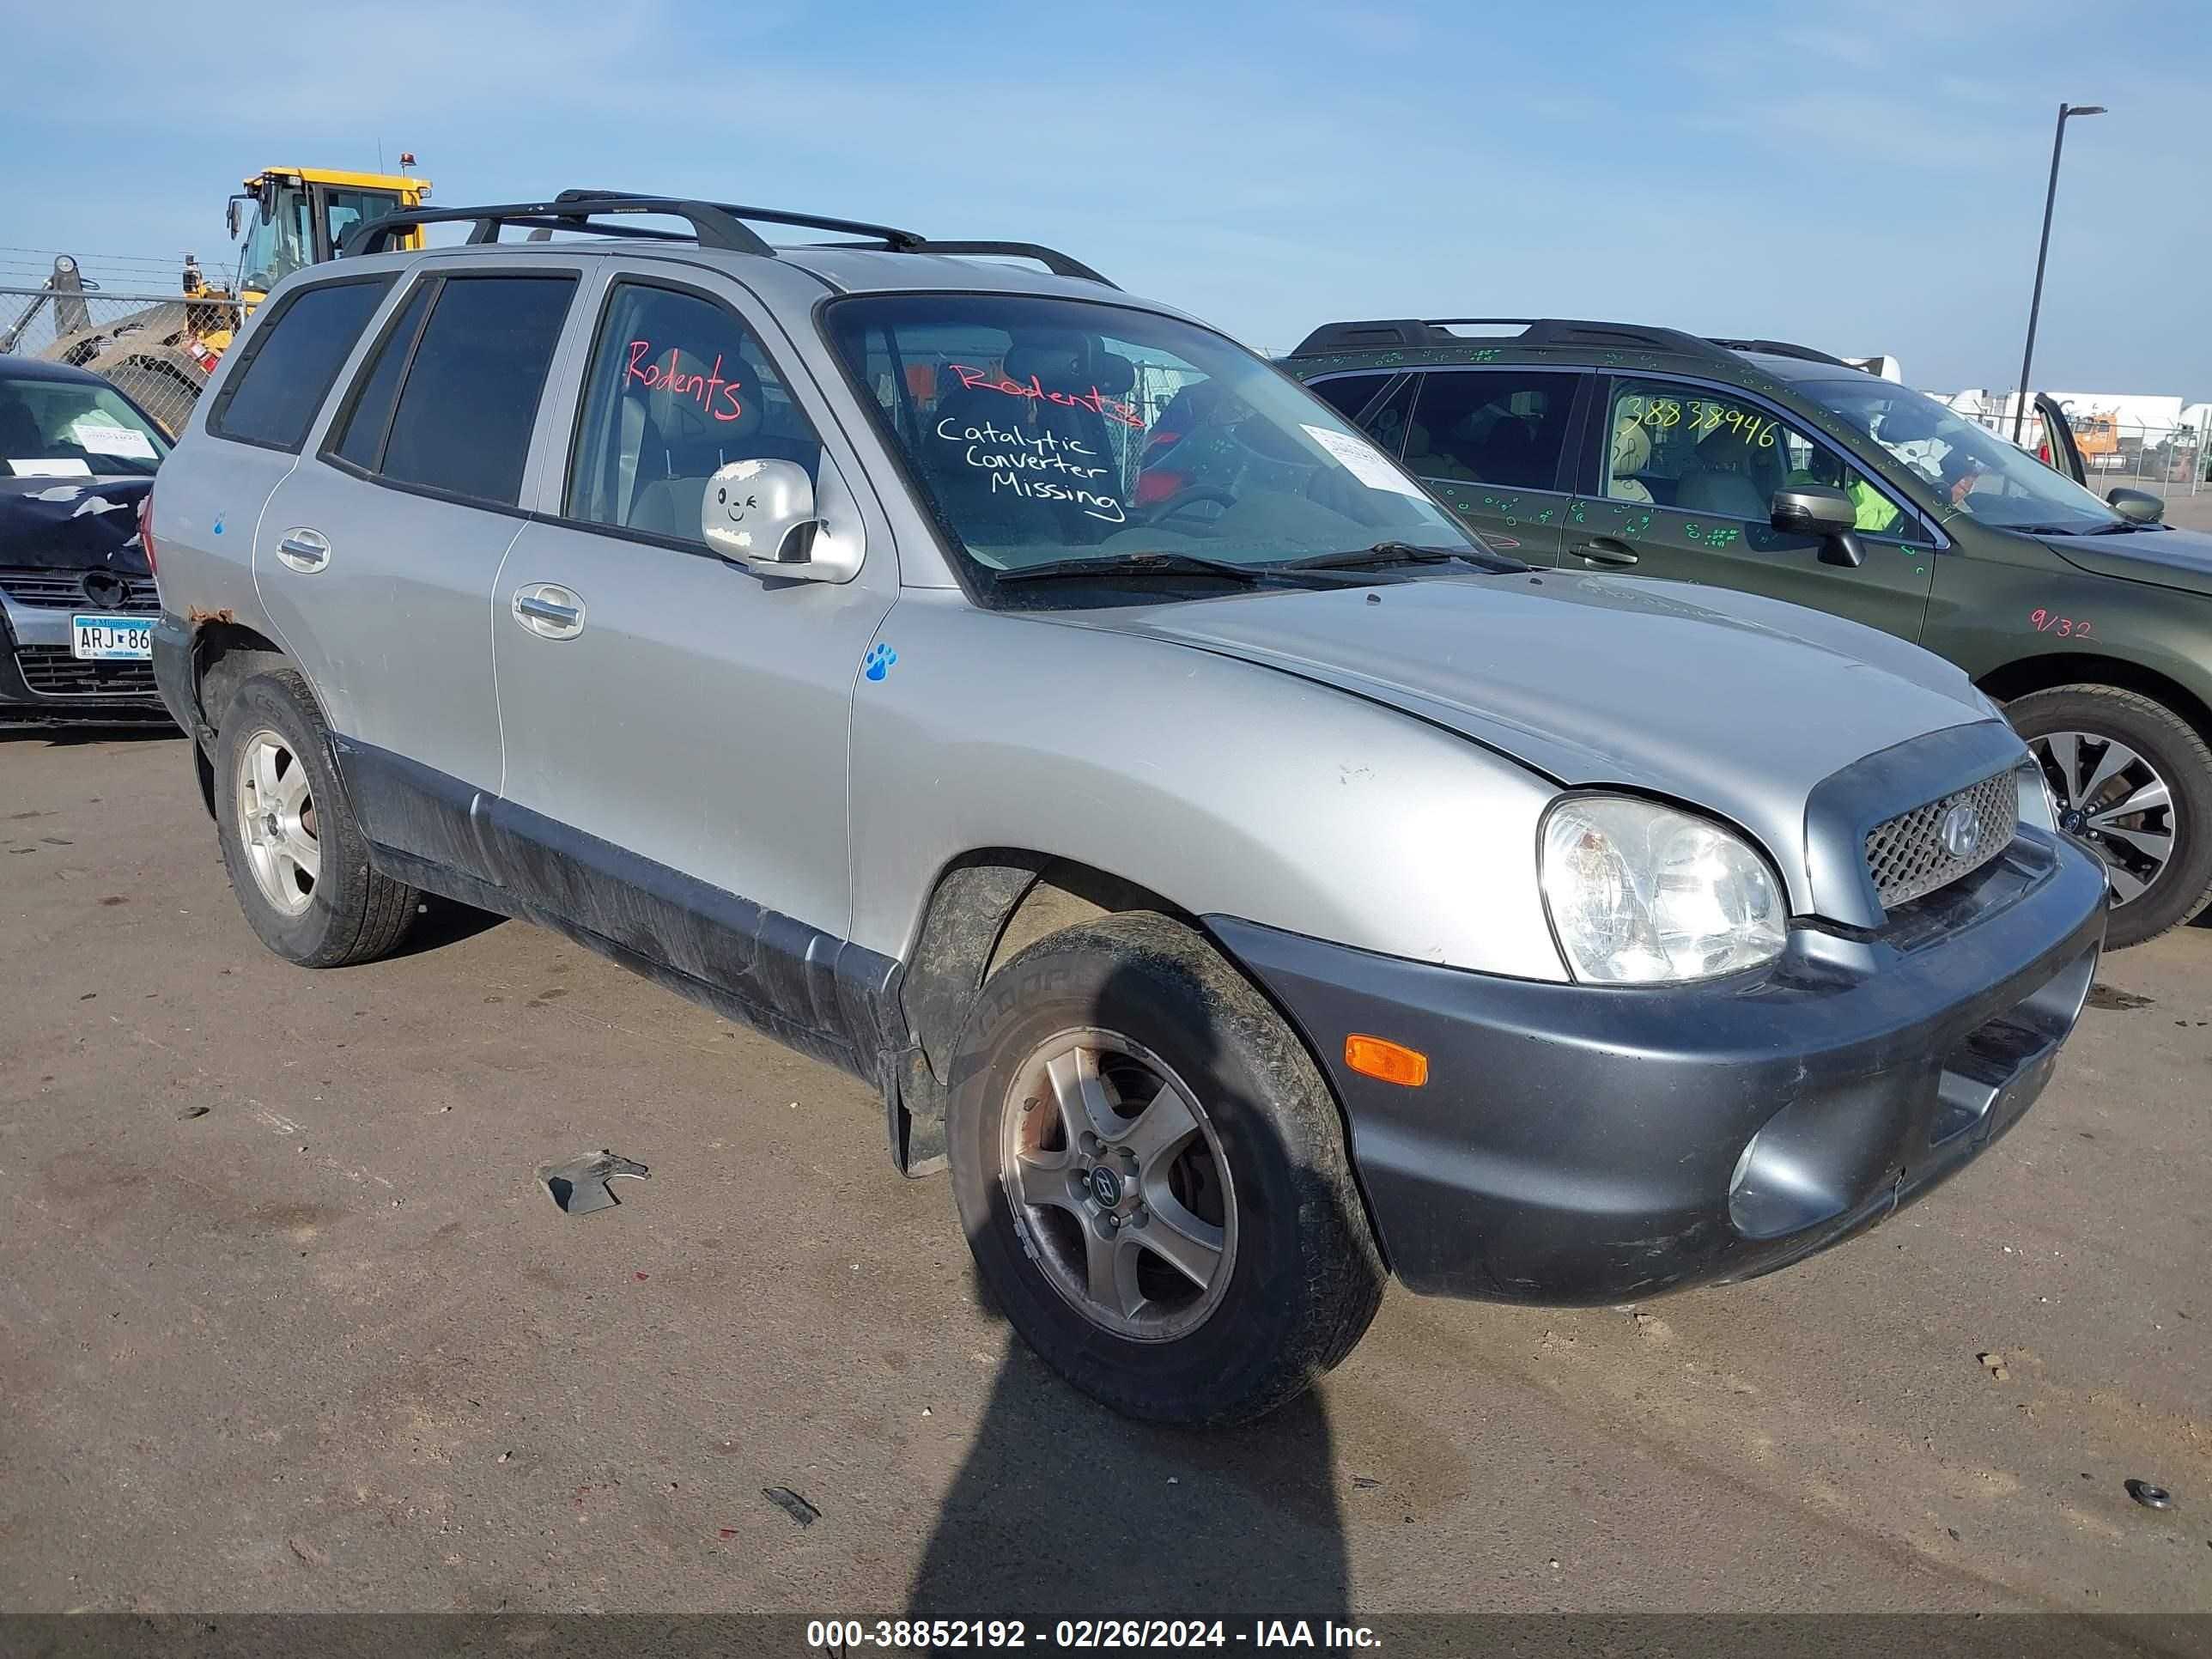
top-left (1343, 1034), bottom-right (1428, 1088)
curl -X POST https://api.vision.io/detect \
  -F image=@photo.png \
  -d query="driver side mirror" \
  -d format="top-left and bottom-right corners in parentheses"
top-left (2107, 486), bottom-right (2165, 525)
top-left (226, 197), bottom-right (242, 240)
top-left (700, 456), bottom-right (863, 582)
top-left (1770, 485), bottom-right (1865, 568)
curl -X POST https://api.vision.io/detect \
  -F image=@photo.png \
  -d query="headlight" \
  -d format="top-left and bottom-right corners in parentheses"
top-left (1540, 797), bottom-right (1787, 983)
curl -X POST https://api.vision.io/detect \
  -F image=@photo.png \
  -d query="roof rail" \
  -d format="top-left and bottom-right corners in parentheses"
top-left (337, 190), bottom-right (1115, 285)
top-left (1705, 337), bottom-right (1857, 370)
top-left (904, 240), bottom-right (1117, 289)
top-left (1287, 317), bottom-right (1733, 361)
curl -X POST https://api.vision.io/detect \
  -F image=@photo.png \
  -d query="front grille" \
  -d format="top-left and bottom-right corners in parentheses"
top-left (0, 566), bottom-right (160, 613)
top-left (14, 645), bottom-right (159, 700)
top-left (1864, 770), bottom-right (2018, 910)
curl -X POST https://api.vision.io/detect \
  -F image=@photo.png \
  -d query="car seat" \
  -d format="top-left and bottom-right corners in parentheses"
top-left (1674, 427), bottom-right (1780, 521)
top-left (623, 366), bottom-right (769, 541)
top-left (1607, 415), bottom-right (1654, 503)
top-left (0, 391), bottom-right (46, 461)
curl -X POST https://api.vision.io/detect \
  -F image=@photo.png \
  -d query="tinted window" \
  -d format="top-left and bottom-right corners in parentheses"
top-left (327, 280), bottom-right (432, 471)
top-left (209, 277), bottom-right (392, 451)
top-left (1402, 370), bottom-right (1579, 489)
top-left (568, 283), bottom-right (820, 543)
top-left (1607, 378), bottom-right (1922, 540)
top-left (379, 276), bottom-right (575, 507)
top-left (1305, 373), bottom-right (1390, 422)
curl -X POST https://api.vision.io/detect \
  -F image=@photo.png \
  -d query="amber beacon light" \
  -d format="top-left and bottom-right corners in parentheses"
top-left (1344, 1034), bottom-right (1429, 1088)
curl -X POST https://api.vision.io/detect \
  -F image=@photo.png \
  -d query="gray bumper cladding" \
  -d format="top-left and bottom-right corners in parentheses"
top-left (1206, 826), bottom-right (2109, 1304)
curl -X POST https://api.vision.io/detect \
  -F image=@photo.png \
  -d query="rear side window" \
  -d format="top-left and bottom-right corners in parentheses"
top-left (376, 275), bottom-right (576, 507)
top-left (208, 277), bottom-right (392, 452)
top-left (1305, 373), bottom-right (1391, 422)
top-left (326, 279), bottom-right (433, 471)
top-left (1401, 369), bottom-right (1581, 490)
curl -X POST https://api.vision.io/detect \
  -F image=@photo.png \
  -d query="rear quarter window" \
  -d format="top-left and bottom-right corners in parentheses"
top-left (207, 276), bottom-right (394, 452)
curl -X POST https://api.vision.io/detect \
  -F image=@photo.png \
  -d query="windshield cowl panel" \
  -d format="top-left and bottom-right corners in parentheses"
top-left (823, 293), bottom-right (1476, 602)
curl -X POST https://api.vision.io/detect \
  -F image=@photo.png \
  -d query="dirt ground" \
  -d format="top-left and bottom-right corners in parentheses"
top-left (1, 729), bottom-right (2207, 1619)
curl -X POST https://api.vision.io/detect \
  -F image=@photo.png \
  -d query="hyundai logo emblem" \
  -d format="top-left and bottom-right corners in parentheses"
top-left (1087, 1165), bottom-right (1123, 1207)
top-left (82, 570), bottom-right (127, 609)
top-left (1939, 802), bottom-right (1984, 861)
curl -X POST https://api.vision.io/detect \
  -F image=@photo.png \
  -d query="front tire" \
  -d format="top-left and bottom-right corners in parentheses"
top-left (946, 913), bottom-right (1384, 1425)
top-left (212, 670), bottom-right (417, 967)
top-left (2008, 684), bottom-right (2212, 948)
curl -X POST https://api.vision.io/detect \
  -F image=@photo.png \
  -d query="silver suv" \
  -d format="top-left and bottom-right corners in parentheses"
top-left (146, 191), bottom-right (2108, 1425)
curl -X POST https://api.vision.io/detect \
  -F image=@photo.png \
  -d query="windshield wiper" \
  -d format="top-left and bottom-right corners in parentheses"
top-left (994, 552), bottom-right (1268, 586)
top-left (1276, 540), bottom-right (1529, 575)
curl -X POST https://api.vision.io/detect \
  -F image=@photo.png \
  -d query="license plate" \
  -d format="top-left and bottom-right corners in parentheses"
top-left (71, 614), bottom-right (153, 660)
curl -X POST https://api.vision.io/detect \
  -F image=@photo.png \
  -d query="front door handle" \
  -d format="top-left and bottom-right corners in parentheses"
top-left (1572, 538), bottom-right (1638, 567)
top-left (512, 582), bottom-right (586, 641)
top-left (276, 527), bottom-right (331, 573)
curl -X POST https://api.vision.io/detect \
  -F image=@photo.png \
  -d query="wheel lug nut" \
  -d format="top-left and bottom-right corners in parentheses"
top-left (1080, 1132), bottom-right (1103, 1157)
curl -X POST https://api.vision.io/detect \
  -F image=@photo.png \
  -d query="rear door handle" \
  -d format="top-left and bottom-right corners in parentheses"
top-left (1572, 538), bottom-right (1638, 567)
top-left (513, 582), bottom-right (586, 640)
top-left (276, 527), bottom-right (331, 572)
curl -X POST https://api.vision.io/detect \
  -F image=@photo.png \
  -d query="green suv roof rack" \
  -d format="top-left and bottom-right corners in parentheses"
top-left (338, 189), bottom-right (1115, 286)
top-left (1287, 317), bottom-right (1864, 371)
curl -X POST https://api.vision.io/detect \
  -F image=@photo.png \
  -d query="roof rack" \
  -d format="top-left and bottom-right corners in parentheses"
top-left (1287, 317), bottom-right (1866, 372)
top-left (337, 189), bottom-right (1115, 285)
top-left (1704, 337), bottom-right (1857, 370)
top-left (1287, 316), bottom-right (1730, 360)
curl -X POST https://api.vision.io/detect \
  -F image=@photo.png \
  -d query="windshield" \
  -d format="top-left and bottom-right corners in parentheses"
top-left (237, 186), bottom-right (314, 293)
top-left (0, 373), bottom-right (168, 478)
top-left (825, 294), bottom-right (1476, 579)
top-left (1793, 375), bottom-right (2124, 535)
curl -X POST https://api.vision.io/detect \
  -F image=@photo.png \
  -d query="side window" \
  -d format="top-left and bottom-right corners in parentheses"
top-left (568, 282), bottom-right (822, 544)
top-left (1304, 373), bottom-right (1391, 422)
top-left (1401, 370), bottom-right (1579, 489)
top-left (326, 279), bottom-right (433, 471)
top-left (376, 275), bottom-right (576, 507)
top-left (207, 277), bottom-right (392, 451)
top-left (1607, 379), bottom-right (1922, 541)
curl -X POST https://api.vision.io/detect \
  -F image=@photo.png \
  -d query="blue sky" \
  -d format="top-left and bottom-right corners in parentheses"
top-left (8, 0), bottom-right (2207, 397)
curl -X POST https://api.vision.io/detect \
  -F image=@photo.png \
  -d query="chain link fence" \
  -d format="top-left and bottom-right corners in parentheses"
top-left (2, 278), bottom-right (242, 439)
top-left (1955, 408), bottom-right (2209, 499)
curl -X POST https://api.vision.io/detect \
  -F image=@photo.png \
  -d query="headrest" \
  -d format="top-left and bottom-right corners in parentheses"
top-left (1000, 337), bottom-right (1135, 401)
top-left (1610, 414), bottom-right (1650, 477)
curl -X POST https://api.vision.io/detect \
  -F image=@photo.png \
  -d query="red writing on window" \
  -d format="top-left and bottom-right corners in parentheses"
top-left (947, 364), bottom-right (1144, 430)
top-left (625, 339), bottom-right (746, 423)
top-left (2029, 608), bottom-right (2094, 639)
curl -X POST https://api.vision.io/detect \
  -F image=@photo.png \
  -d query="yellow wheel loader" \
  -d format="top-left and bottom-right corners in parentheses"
top-left (29, 164), bottom-right (431, 431)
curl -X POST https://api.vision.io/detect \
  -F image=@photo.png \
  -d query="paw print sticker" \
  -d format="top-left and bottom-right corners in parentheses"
top-left (863, 642), bottom-right (897, 682)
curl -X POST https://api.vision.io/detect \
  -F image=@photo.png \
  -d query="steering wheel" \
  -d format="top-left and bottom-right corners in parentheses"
top-left (1133, 485), bottom-right (1237, 528)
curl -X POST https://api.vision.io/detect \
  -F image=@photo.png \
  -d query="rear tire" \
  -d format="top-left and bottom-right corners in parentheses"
top-left (946, 913), bottom-right (1384, 1425)
top-left (212, 670), bottom-right (417, 967)
top-left (2006, 684), bottom-right (2212, 949)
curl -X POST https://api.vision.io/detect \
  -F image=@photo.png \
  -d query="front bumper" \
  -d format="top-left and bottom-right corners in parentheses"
top-left (1208, 825), bottom-right (2107, 1303)
top-left (0, 595), bottom-right (168, 720)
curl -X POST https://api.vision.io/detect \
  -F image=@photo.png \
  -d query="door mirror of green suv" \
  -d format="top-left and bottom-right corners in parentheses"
top-left (2106, 486), bottom-right (2165, 526)
top-left (1770, 485), bottom-right (1865, 568)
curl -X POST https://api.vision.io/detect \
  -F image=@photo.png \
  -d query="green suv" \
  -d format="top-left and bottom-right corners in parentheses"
top-left (1285, 319), bottom-right (2212, 948)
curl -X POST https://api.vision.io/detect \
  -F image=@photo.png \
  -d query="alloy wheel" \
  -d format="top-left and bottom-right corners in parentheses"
top-left (2031, 729), bottom-right (2176, 907)
top-left (1000, 1028), bottom-right (1237, 1343)
top-left (235, 728), bottom-right (319, 916)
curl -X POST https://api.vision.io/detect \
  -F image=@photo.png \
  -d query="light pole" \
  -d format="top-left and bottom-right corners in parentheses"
top-left (2012, 101), bottom-right (2106, 442)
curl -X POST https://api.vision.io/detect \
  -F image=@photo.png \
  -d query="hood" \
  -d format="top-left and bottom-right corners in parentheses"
top-left (0, 475), bottom-right (152, 575)
top-left (1061, 572), bottom-right (2007, 905)
top-left (2040, 523), bottom-right (2212, 599)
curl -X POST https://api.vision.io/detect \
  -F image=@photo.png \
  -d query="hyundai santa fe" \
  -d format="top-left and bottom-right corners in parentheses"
top-left (143, 191), bottom-right (2106, 1425)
